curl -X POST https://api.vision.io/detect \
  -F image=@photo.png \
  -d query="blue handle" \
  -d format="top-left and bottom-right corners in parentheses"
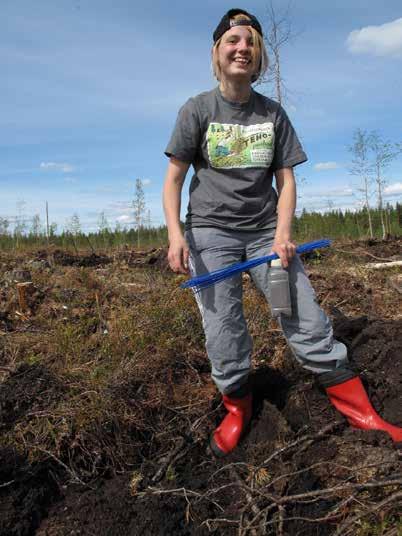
top-left (181, 239), bottom-right (331, 290)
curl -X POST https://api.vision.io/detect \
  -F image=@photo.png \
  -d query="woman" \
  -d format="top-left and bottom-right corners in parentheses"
top-left (163, 8), bottom-right (402, 456)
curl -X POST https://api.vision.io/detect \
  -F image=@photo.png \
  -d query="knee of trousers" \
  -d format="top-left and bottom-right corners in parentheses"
top-left (194, 303), bottom-right (253, 372)
top-left (282, 321), bottom-right (349, 372)
top-left (201, 307), bottom-right (252, 357)
top-left (281, 305), bottom-right (333, 345)
top-left (205, 329), bottom-right (253, 368)
top-left (203, 324), bottom-right (253, 393)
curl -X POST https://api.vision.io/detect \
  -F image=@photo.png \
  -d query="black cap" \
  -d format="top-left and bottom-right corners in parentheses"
top-left (213, 8), bottom-right (263, 44)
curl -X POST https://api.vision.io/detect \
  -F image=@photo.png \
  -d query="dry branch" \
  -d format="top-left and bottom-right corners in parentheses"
top-left (33, 446), bottom-right (93, 489)
top-left (0, 480), bottom-right (15, 489)
top-left (332, 247), bottom-right (397, 262)
top-left (259, 421), bottom-right (343, 468)
top-left (151, 436), bottom-right (187, 483)
top-left (366, 261), bottom-right (402, 269)
top-left (335, 490), bottom-right (402, 535)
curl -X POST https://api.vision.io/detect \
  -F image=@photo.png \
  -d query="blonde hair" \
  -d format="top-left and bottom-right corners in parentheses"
top-left (211, 14), bottom-right (268, 83)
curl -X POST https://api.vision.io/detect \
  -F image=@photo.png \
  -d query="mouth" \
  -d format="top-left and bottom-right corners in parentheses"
top-left (233, 58), bottom-right (251, 69)
top-left (233, 58), bottom-right (251, 66)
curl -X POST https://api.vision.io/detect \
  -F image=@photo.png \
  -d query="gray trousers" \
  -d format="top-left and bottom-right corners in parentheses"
top-left (185, 227), bottom-right (349, 395)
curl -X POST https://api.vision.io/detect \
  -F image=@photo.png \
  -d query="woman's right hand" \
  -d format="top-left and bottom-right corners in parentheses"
top-left (167, 234), bottom-right (190, 274)
top-left (163, 157), bottom-right (191, 274)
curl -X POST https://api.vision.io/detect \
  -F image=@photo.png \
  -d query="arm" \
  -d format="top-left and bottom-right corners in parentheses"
top-left (271, 167), bottom-right (297, 268)
top-left (162, 156), bottom-right (191, 274)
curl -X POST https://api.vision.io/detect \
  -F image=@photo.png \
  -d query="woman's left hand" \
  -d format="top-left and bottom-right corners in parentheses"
top-left (271, 238), bottom-right (296, 268)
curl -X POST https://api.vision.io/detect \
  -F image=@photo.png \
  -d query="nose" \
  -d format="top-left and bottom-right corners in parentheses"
top-left (237, 38), bottom-right (251, 53)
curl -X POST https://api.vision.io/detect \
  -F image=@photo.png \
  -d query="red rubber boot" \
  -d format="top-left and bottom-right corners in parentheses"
top-left (210, 391), bottom-right (252, 457)
top-left (326, 376), bottom-right (402, 445)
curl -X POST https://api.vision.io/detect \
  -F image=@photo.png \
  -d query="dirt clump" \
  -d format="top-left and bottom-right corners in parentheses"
top-left (37, 476), bottom-right (198, 536)
top-left (0, 447), bottom-right (60, 536)
top-left (333, 236), bottom-right (402, 260)
top-left (352, 319), bottom-right (402, 426)
top-left (52, 250), bottom-right (112, 268)
top-left (0, 364), bottom-right (65, 432)
top-left (115, 247), bottom-right (169, 271)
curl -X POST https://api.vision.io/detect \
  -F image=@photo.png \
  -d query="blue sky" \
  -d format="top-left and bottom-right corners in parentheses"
top-left (1, 0), bottom-right (402, 233)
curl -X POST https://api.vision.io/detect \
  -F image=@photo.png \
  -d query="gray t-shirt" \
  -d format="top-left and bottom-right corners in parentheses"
top-left (165, 87), bottom-right (307, 230)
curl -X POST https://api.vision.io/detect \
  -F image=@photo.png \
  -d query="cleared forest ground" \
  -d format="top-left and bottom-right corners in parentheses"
top-left (0, 238), bottom-right (401, 536)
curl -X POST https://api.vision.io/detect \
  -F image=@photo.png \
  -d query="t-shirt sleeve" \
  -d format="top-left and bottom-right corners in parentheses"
top-left (164, 98), bottom-right (201, 163)
top-left (270, 106), bottom-right (308, 171)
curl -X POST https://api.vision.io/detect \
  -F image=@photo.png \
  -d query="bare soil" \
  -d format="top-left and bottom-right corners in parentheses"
top-left (0, 238), bottom-right (401, 535)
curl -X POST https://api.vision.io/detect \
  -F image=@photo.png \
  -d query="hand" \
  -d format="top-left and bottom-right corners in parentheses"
top-left (167, 234), bottom-right (190, 274)
top-left (271, 238), bottom-right (296, 269)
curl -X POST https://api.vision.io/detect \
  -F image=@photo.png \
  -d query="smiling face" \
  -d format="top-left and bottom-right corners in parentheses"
top-left (216, 26), bottom-right (257, 83)
top-left (212, 19), bottom-right (268, 85)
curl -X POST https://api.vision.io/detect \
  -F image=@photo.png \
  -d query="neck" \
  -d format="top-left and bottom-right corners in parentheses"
top-left (219, 79), bottom-right (252, 103)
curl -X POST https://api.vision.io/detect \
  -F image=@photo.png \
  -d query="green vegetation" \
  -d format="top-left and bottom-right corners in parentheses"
top-left (0, 204), bottom-right (400, 252)
top-left (0, 225), bottom-right (169, 251)
top-left (293, 203), bottom-right (401, 241)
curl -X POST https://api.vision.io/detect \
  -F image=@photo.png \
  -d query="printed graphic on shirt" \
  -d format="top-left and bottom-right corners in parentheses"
top-left (207, 122), bottom-right (274, 169)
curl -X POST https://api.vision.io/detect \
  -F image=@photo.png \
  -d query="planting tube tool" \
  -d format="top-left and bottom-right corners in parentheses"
top-left (181, 239), bottom-right (331, 291)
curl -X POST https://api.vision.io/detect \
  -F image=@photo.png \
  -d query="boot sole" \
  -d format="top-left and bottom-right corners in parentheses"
top-left (209, 434), bottom-right (229, 458)
top-left (209, 418), bottom-right (253, 458)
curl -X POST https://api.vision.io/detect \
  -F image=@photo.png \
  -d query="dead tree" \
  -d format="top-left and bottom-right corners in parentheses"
top-left (258, 1), bottom-right (298, 104)
top-left (369, 132), bottom-right (402, 239)
top-left (133, 178), bottom-right (146, 249)
top-left (348, 129), bottom-right (374, 238)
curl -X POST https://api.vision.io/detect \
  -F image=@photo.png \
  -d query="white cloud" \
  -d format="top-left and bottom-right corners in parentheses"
top-left (301, 187), bottom-right (354, 199)
top-left (142, 179), bottom-right (151, 186)
top-left (116, 214), bottom-right (132, 223)
top-left (314, 162), bottom-right (339, 171)
top-left (346, 18), bottom-right (402, 57)
top-left (40, 162), bottom-right (75, 173)
top-left (331, 187), bottom-right (353, 197)
top-left (107, 201), bottom-right (132, 212)
top-left (384, 182), bottom-right (402, 196)
top-left (296, 199), bottom-right (356, 214)
top-left (63, 177), bottom-right (77, 183)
